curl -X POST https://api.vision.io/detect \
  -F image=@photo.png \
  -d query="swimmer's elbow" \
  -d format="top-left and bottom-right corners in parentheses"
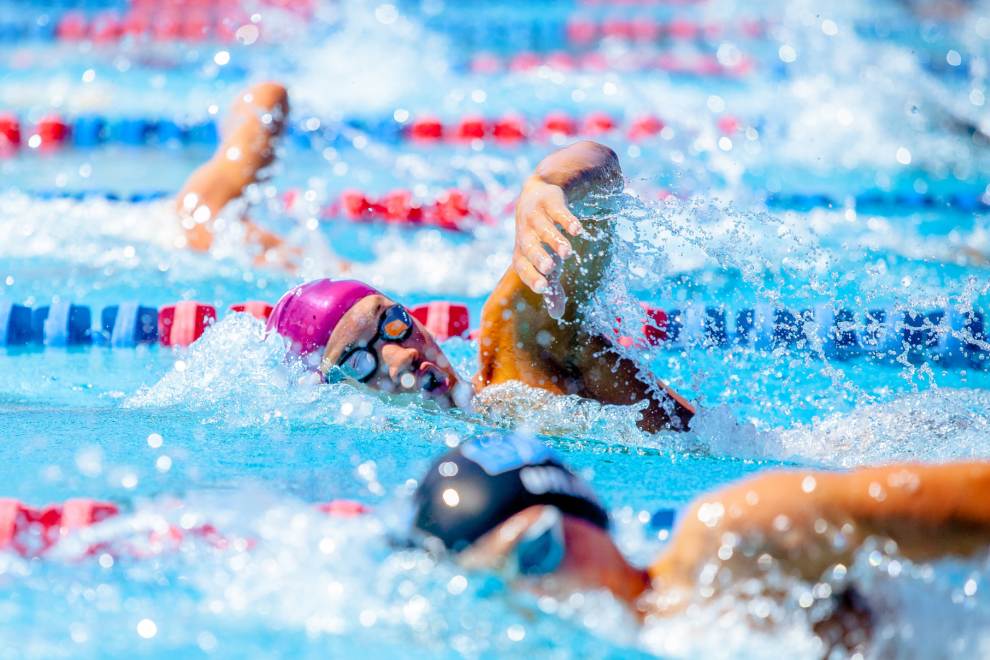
top-left (535, 141), bottom-right (623, 196)
top-left (579, 140), bottom-right (620, 169)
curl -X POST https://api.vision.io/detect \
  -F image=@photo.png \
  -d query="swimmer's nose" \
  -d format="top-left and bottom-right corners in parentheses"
top-left (381, 344), bottom-right (420, 386)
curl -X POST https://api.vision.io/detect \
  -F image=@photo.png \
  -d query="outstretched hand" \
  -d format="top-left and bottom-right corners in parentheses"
top-left (512, 178), bottom-right (585, 294)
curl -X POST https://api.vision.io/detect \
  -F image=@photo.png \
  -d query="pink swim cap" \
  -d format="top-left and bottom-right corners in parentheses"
top-left (266, 279), bottom-right (381, 356)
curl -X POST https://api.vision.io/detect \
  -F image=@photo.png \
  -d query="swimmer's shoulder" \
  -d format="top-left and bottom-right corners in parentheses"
top-left (474, 270), bottom-right (576, 394)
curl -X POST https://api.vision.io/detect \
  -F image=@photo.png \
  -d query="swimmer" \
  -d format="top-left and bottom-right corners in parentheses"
top-left (176, 83), bottom-right (694, 432)
top-left (412, 432), bottom-right (990, 652)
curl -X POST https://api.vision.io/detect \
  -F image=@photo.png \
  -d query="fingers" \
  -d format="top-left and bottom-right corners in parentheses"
top-left (518, 197), bottom-right (580, 261)
top-left (513, 252), bottom-right (549, 294)
top-left (519, 233), bottom-right (555, 275)
top-left (532, 215), bottom-right (572, 260)
top-left (544, 196), bottom-right (583, 236)
top-left (512, 181), bottom-right (586, 295)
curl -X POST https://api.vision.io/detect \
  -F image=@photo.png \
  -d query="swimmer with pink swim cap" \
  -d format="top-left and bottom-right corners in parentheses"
top-left (176, 82), bottom-right (694, 431)
top-left (267, 278), bottom-right (466, 409)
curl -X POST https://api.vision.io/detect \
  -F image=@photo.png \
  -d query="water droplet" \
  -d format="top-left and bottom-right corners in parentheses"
top-left (136, 619), bottom-right (157, 639)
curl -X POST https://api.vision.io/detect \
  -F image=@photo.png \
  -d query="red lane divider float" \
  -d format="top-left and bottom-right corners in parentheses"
top-left (470, 51), bottom-right (755, 77)
top-left (299, 188), bottom-right (491, 232)
top-left (410, 302), bottom-right (470, 340)
top-left (230, 301), bottom-right (274, 321)
top-left (36, 115), bottom-right (71, 149)
top-left (0, 498), bottom-right (368, 559)
top-left (158, 301), bottom-right (217, 347)
top-left (56, 9), bottom-right (249, 44)
top-left (0, 498), bottom-right (119, 556)
top-left (564, 18), bottom-right (767, 46)
top-left (0, 113), bottom-right (20, 153)
top-left (51, 0), bottom-right (313, 45)
top-left (402, 112), bottom-right (671, 146)
top-left (615, 304), bottom-right (669, 348)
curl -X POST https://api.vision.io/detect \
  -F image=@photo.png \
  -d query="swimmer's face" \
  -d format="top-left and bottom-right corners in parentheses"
top-left (458, 506), bottom-right (644, 603)
top-left (319, 295), bottom-right (463, 408)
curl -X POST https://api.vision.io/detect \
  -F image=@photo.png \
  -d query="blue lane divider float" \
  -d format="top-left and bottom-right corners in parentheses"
top-left (766, 191), bottom-right (990, 213)
top-left (20, 189), bottom-right (171, 203)
top-left (0, 300), bottom-right (33, 346)
top-left (650, 305), bottom-right (988, 368)
top-left (99, 302), bottom-right (158, 347)
top-left (649, 508), bottom-right (677, 531)
top-left (2, 297), bottom-right (987, 370)
top-left (0, 299), bottom-right (262, 349)
top-left (0, 299), bottom-right (158, 347)
top-left (31, 300), bottom-right (91, 346)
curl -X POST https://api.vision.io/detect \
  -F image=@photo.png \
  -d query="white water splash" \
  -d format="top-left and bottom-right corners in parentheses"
top-left (283, 0), bottom-right (451, 117)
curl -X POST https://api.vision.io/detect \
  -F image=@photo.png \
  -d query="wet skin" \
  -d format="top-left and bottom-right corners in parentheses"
top-left (457, 460), bottom-right (990, 653)
top-left (317, 142), bottom-right (694, 430)
top-left (317, 295), bottom-right (463, 409)
top-left (177, 82), bottom-right (694, 432)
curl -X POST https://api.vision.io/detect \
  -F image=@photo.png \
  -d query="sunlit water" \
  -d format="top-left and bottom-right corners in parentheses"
top-left (1, 0), bottom-right (990, 656)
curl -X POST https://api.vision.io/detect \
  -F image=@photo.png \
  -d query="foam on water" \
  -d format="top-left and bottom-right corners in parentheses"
top-left (122, 310), bottom-right (990, 475)
top-left (3, 481), bottom-right (989, 658)
top-left (0, 195), bottom-right (185, 261)
top-left (125, 315), bottom-right (455, 435)
top-left (284, 0), bottom-right (451, 117)
top-left (346, 223), bottom-right (513, 298)
top-left (4, 0), bottom-right (990, 654)
top-left (776, 388), bottom-right (990, 467)
top-left (124, 315), bottom-right (661, 451)
top-left (0, 487), bottom-right (643, 657)
top-left (639, 544), bottom-right (990, 658)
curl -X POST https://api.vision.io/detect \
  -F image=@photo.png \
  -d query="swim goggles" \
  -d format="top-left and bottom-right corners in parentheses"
top-left (332, 304), bottom-right (414, 383)
top-left (505, 506), bottom-right (567, 577)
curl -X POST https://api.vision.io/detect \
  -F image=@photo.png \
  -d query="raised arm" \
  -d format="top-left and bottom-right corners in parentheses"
top-left (476, 142), bottom-right (694, 432)
top-left (649, 461), bottom-right (990, 602)
top-left (511, 140), bottom-right (623, 304)
top-left (175, 81), bottom-right (290, 258)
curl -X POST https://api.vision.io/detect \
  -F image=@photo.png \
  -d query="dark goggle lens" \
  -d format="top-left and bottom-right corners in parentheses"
top-left (510, 507), bottom-right (566, 577)
top-left (380, 306), bottom-right (413, 342)
top-left (338, 349), bottom-right (378, 382)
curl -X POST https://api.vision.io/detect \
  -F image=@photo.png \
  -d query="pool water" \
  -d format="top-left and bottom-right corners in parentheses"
top-left (1, 0), bottom-right (990, 657)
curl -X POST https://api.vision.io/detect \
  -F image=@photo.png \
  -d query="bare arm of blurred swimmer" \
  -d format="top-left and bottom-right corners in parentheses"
top-left (174, 81), bottom-right (291, 259)
top-left (649, 460), bottom-right (990, 612)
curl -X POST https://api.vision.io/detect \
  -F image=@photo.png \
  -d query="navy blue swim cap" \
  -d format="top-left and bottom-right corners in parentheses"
top-left (413, 433), bottom-right (609, 552)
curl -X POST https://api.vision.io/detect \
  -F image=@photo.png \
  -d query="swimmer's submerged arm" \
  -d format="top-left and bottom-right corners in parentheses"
top-left (648, 462), bottom-right (990, 599)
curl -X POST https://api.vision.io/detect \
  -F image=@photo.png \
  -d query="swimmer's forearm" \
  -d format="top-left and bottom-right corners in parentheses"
top-left (175, 82), bottom-right (289, 251)
top-left (511, 141), bottom-right (622, 293)
top-left (533, 141), bottom-right (623, 201)
top-left (819, 462), bottom-right (990, 558)
top-left (652, 463), bottom-right (990, 592)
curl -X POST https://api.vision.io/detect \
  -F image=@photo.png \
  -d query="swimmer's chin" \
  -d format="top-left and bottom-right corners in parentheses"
top-left (364, 389), bottom-right (454, 413)
top-left (374, 379), bottom-right (474, 413)
top-left (406, 379), bottom-right (474, 412)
